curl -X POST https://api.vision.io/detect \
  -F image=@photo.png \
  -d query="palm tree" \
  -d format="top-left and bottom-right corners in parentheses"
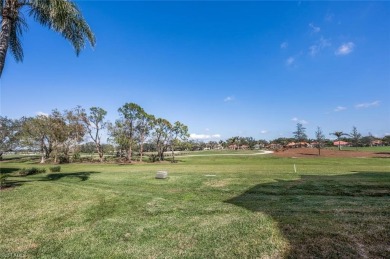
top-left (330, 131), bottom-right (347, 151)
top-left (0, 0), bottom-right (95, 77)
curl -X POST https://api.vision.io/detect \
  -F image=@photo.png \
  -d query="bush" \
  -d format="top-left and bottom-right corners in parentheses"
top-left (58, 155), bottom-right (69, 164)
top-left (0, 174), bottom-right (9, 188)
top-left (149, 154), bottom-right (158, 162)
top-left (49, 166), bottom-right (61, 173)
top-left (72, 152), bottom-right (81, 162)
top-left (19, 167), bottom-right (46, 176)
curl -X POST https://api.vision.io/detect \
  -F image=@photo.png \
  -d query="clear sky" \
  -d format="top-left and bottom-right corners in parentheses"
top-left (1, 1), bottom-right (389, 141)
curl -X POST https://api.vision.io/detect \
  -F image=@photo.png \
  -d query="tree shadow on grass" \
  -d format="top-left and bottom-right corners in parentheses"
top-left (0, 167), bottom-right (20, 174)
top-left (45, 171), bottom-right (100, 181)
top-left (225, 172), bottom-right (390, 258)
top-left (1, 170), bottom-right (100, 190)
top-left (1, 155), bottom-right (40, 163)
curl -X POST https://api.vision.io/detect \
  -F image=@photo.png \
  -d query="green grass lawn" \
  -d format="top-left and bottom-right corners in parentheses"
top-left (1, 154), bottom-right (389, 258)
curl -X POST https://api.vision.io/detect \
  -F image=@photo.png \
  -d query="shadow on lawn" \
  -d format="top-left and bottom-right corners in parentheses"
top-left (0, 168), bottom-right (20, 174)
top-left (1, 155), bottom-right (40, 163)
top-left (1, 169), bottom-right (100, 189)
top-left (225, 172), bottom-right (390, 258)
top-left (45, 171), bottom-right (100, 181)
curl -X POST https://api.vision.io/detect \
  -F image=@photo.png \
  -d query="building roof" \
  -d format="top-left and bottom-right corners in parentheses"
top-left (333, 141), bottom-right (349, 146)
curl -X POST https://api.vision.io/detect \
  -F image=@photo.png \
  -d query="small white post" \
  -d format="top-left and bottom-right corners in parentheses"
top-left (294, 164), bottom-right (297, 173)
top-left (156, 171), bottom-right (168, 179)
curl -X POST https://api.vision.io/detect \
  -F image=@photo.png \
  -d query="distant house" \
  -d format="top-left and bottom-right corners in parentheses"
top-left (228, 144), bottom-right (238, 150)
top-left (333, 141), bottom-right (349, 146)
top-left (215, 144), bottom-right (224, 150)
top-left (299, 142), bottom-right (310, 147)
top-left (286, 142), bottom-right (309, 148)
top-left (254, 144), bottom-right (262, 150)
top-left (286, 142), bottom-right (297, 148)
top-left (371, 140), bottom-right (383, 146)
top-left (240, 145), bottom-right (249, 150)
top-left (268, 143), bottom-right (283, 150)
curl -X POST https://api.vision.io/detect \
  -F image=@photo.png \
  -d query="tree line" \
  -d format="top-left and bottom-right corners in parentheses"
top-left (0, 103), bottom-right (188, 163)
top-left (189, 123), bottom-right (389, 157)
top-left (1, 114), bottom-right (389, 162)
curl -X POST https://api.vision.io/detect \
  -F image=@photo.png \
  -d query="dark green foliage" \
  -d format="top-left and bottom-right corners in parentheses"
top-left (58, 155), bottom-right (69, 164)
top-left (0, 173), bottom-right (8, 188)
top-left (72, 152), bottom-right (81, 162)
top-left (18, 167), bottom-right (46, 176)
top-left (293, 123), bottom-right (308, 142)
top-left (49, 166), bottom-right (61, 173)
top-left (148, 154), bottom-right (158, 162)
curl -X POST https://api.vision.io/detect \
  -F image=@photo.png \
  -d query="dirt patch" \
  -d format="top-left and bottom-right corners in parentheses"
top-left (273, 148), bottom-right (390, 158)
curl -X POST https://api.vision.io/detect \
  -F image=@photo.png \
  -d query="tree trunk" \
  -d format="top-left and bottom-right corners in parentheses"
top-left (158, 145), bottom-right (165, 161)
top-left (139, 133), bottom-right (145, 162)
top-left (171, 145), bottom-right (175, 163)
top-left (157, 146), bottom-right (162, 161)
top-left (98, 150), bottom-right (103, 162)
top-left (95, 143), bottom-right (103, 162)
top-left (0, 5), bottom-right (13, 77)
top-left (127, 145), bottom-right (132, 163)
top-left (139, 143), bottom-right (143, 162)
top-left (41, 138), bottom-right (49, 163)
top-left (53, 141), bottom-right (58, 163)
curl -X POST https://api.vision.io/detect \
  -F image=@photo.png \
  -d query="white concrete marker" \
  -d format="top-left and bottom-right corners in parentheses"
top-left (156, 171), bottom-right (168, 179)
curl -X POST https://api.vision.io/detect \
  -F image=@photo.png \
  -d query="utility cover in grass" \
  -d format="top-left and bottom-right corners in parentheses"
top-left (156, 171), bottom-right (168, 179)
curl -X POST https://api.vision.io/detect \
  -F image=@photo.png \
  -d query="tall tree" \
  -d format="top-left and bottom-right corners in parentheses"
top-left (108, 120), bottom-right (129, 159)
top-left (0, 0), bottom-right (95, 77)
top-left (293, 123), bottom-right (307, 143)
top-left (349, 126), bottom-right (361, 150)
top-left (169, 121), bottom-right (189, 162)
top-left (20, 115), bottom-right (52, 163)
top-left (136, 113), bottom-right (155, 162)
top-left (0, 116), bottom-right (19, 159)
top-left (49, 110), bottom-right (68, 163)
top-left (330, 131), bottom-right (348, 151)
top-left (79, 107), bottom-right (107, 162)
top-left (115, 103), bottom-right (146, 163)
top-left (62, 108), bottom-right (86, 160)
top-left (153, 118), bottom-right (171, 161)
top-left (315, 126), bottom-right (325, 156)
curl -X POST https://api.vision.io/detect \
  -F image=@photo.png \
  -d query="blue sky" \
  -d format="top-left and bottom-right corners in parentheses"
top-left (1, 1), bottom-right (389, 141)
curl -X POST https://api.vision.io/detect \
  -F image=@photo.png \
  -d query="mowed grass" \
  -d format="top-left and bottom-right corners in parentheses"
top-left (1, 153), bottom-right (389, 258)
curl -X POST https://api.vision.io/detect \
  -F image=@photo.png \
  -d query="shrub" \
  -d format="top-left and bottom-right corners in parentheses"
top-left (58, 155), bottom-right (69, 164)
top-left (149, 154), bottom-right (158, 162)
top-left (49, 166), bottom-right (61, 173)
top-left (0, 174), bottom-right (9, 188)
top-left (72, 152), bottom-right (81, 162)
top-left (19, 167), bottom-right (46, 176)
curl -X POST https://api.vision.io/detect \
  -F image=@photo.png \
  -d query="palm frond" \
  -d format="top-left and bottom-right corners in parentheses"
top-left (29, 0), bottom-right (96, 55)
top-left (9, 12), bottom-right (28, 62)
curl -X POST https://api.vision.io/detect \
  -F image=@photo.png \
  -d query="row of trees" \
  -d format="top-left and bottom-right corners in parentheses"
top-left (1, 114), bottom-right (388, 162)
top-left (293, 123), bottom-right (370, 147)
top-left (292, 123), bottom-right (386, 155)
top-left (0, 103), bottom-right (189, 163)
